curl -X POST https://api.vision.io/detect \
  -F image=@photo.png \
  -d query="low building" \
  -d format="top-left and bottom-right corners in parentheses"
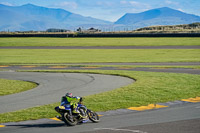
top-left (87, 27), bottom-right (101, 32)
top-left (46, 28), bottom-right (70, 32)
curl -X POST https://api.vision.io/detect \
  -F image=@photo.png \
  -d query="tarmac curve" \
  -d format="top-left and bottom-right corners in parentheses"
top-left (0, 71), bottom-right (134, 113)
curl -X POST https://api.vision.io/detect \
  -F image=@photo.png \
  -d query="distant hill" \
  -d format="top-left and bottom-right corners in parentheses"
top-left (115, 7), bottom-right (200, 29)
top-left (133, 22), bottom-right (200, 33)
top-left (0, 4), bottom-right (111, 31)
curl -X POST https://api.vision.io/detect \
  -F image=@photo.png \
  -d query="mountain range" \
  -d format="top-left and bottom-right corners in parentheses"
top-left (0, 4), bottom-right (200, 31)
top-left (0, 4), bottom-right (111, 31)
top-left (115, 7), bottom-right (200, 29)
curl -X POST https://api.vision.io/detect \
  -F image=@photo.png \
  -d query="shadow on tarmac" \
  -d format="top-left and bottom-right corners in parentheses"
top-left (7, 123), bottom-right (66, 128)
top-left (6, 121), bottom-right (94, 129)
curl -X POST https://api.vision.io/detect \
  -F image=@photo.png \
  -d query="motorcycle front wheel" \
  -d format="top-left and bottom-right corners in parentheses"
top-left (87, 111), bottom-right (100, 123)
top-left (62, 112), bottom-right (78, 126)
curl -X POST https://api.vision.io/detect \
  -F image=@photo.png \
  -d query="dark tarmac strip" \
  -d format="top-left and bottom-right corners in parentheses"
top-left (84, 118), bottom-right (200, 133)
top-left (1, 45), bottom-right (200, 49)
top-left (2, 65), bottom-right (200, 75)
top-left (50, 62), bottom-right (200, 66)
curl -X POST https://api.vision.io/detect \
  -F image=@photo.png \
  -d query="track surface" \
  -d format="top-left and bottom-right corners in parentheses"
top-left (2, 64), bottom-right (200, 75)
top-left (0, 72), bottom-right (133, 113)
top-left (1, 102), bottom-right (200, 133)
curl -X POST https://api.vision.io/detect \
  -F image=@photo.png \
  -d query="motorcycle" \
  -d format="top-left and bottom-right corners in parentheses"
top-left (55, 98), bottom-right (100, 126)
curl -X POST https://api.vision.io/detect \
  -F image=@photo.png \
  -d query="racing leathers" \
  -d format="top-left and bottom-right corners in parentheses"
top-left (61, 95), bottom-right (81, 114)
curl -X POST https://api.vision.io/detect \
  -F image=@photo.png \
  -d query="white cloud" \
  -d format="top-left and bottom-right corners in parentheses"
top-left (165, 0), bottom-right (179, 6)
top-left (120, 1), bottom-right (127, 4)
top-left (129, 1), bottom-right (140, 6)
top-left (130, 1), bottom-right (150, 8)
top-left (0, 2), bottom-right (13, 6)
top-left (165, 0), bottom-right (173, 4)
top-left (120, 0), bottom-right (151, 9)
top-left (54, 1), bottom-right (78, 10)
top-left (96, 1), bottom-right (114, 7)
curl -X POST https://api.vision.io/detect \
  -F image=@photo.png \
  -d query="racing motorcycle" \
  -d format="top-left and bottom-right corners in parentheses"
top-left (55, 98), bottom-right (100, 126)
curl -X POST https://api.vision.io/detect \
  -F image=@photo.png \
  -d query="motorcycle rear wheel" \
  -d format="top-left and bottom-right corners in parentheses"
top-left (62, 112), bottom-right (78, 126)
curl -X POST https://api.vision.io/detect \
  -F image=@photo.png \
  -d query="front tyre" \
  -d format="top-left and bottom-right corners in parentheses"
top-left (87, 111), bottom-right (100, 123)
top-left (62, 112), bottom-right (78, 126)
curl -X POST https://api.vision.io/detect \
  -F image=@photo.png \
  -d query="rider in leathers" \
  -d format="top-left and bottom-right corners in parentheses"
top-left (60, 92), bottom-right (81, 114)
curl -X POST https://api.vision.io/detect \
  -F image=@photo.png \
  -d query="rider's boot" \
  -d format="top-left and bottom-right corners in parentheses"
top-left (72, 108), bottom-right (80, 114)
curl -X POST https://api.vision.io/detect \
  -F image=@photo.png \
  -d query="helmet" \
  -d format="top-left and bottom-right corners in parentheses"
top-left (65, 93), bottom-right (73, 97)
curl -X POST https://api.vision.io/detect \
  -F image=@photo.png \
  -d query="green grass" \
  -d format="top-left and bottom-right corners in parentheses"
top-left (1, 49), bottom-right (200, 64)
top-left (0, 79), bottom-right (37, 96)
top-left (0, 70), bottom-right (200, 123)
top-left (0, 37), bottom-right (200, 46)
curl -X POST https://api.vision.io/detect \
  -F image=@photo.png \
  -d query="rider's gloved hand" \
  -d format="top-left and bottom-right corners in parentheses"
top-left (74, 96), bottom-right (80, 99)
top-left (61, 101), bottom-right (65, 106)
top-left (80, 97), bottom-right (83, 102)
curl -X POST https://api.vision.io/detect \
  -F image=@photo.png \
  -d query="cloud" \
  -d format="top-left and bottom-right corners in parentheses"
top-left (54, 1), bottom-right (78, 10)
top-left (129, 1), bottom-right (141, 6)
top-left (165, 0), bottom-right (173, 4)
top-left (120, 1), bottom-right (150, 8)
top-left (96, 1), bottom-right (113, 6)
top-left (119, 0), bottom-right (151, 13)
top-left (120, 1), bottom-right (127, 4)
top-left (0, 2), bottom-right (13, 6)
top-left (165, 0), bottom-right (179, 6)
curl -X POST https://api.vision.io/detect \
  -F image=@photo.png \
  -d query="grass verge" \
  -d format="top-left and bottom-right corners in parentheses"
top-left (0, 70), bottom-right (200, 123)
top-left (0, 37), bottom-right (200, 46)
top-left (1, 49), bottom-right (200, 64)
top-left (0, 79), bottom-right (37, 96)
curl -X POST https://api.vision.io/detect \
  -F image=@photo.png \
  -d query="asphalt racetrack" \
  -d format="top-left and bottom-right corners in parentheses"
top-left (0, 72), bottom-right (134, 113)
top-left (0, 45), bottom-right (200, 133)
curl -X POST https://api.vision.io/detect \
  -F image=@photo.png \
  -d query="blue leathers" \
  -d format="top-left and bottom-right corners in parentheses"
top-left (61, 96), bottom-right (81, 113)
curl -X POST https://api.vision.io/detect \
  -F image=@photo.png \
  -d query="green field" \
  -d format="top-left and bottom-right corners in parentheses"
top-left (0, 70), bottom-right (200, 123)
top-left (0, 79), bottom-right (37, 96)
top-left (0, 37), bottom-right (200, 46)
top-left (1, 49), bottom-right (200, 64)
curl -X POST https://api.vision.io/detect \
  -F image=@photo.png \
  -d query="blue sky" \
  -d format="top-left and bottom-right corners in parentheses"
top-left (0, 0), bottom-right (200, 22)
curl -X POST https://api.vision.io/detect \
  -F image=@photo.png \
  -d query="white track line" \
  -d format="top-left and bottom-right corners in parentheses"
top-left (94, 128), bottom-right (147, 133)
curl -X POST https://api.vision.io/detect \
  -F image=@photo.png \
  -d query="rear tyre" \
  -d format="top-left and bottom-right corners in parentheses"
top-left (87, 111), bottom-right (100, 123)
top-left (62, 112), bottom-right (78, 126)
